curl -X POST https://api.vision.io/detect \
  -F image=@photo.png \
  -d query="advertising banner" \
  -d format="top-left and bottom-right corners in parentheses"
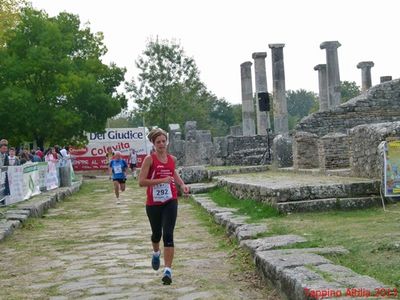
top-left (6, 163), bottom-right (41, 205)
top-left (46, 161), bottom-right (59, 190)
top-left (384, 140), bottom-right (400, 197)
top-left (71, 127), bottom-right (151, 171)
top-left (0, 167), bottom-right (7, 205)
top-left (37, 162), bottom-right (48, 191)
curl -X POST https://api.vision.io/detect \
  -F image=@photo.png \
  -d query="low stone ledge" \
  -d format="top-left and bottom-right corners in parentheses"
top-left (180, 165), bottom-right (270, 184)
top-left (218, 177), bottom-right (380, 205)
top-left (0, 180), bottom-right (82, 243)
top-left (276, 196), bottom-right (382, 213)
top-left (5, 213), bottom-right (29, 223)
top-left (241, 235), bottom-right (307, 255)
top-left (235, 224), bottom-right (268, 241)
top-left (191, 194), bottom-right (238, 217)
top-left (214, 211), bottom-right (235, 227)
top-left (0, 220), bottom-right (21, 240)
top-left (255, 250), bottom-right (386, 300)
top-left (187, 182), bottom-right (218, 194)
top-left (225, 216), bottom-right (248, 236)
top-left (258, 247), bottom-right (349, 256)
top-left (192, 194), bottom-right (266, 240)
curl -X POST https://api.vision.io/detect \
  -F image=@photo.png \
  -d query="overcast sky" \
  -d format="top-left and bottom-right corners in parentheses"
top-left (30, 0), bottom-right (400, 106)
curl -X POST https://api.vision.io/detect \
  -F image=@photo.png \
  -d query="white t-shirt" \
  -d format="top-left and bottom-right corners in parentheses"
top-left (130, 152), bottom-right (137, 164)
top-left (60, 149), bottom-right (69, 158)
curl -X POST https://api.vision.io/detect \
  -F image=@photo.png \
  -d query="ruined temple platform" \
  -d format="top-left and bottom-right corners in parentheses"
top-left (216, 171), bottom-right (382, 213)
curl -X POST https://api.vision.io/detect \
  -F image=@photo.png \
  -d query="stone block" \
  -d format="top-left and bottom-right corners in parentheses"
top-left (235, 224), bottom-right (268, 241)
top-left (272, 134), bottom-right (293, 168)
top-left (230, 125), bottom-right (243, 136)
top-left (241, 235), bottom-right (307, 255)
top-left (293, 131), bottom-right (319, 169)
top-left (178, 166), bottom-right (208, 183)
top-left (168, 123), bottom-right (180, 132)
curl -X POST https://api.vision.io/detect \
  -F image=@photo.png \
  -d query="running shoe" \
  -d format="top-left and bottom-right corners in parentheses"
top-left (162, 269), bottom-right (172, 285)
top-left (151, 252), bottom-right (160, 270)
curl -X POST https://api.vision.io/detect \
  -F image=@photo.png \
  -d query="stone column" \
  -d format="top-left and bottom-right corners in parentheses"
top-left (240, 61), bottom-right (256, 136)
top-left (357, 61), bottom-right (374, 92)
top-left (252, 52), bottom-right (269, 135)
top-left (380, 76), bottom-right (392, 83)
top-left (268, 43), bottom-right (288, 135)
top-left (320, 41), bottom-right (341, 108)
top-left (314, 64), bottom-right (329, 112)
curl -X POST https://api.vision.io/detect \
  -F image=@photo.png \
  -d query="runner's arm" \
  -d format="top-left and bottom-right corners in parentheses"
top-left (173, 157), bottom-right (189, 195)
top-left (108, 161), bottom-right (113, 179)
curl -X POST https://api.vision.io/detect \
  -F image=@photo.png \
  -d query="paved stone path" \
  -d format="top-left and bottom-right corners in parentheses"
top-left (0, 178), bottom-right (279, 299)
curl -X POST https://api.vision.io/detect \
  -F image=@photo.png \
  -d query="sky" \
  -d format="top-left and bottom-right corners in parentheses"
top-left (30, 0), bottom-right (400, 106)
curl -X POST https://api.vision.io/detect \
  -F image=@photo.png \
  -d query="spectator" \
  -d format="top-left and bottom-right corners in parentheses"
top-left (0, 143), bottom-right (9, 167)
top-left (19, 148), bottom-right (33, 165)
top-left (105, 147), bottom-right (114, 165)
top-left (35, 148), bottom-right (44, 160)
top-left (54, 145), bottom-right (62, 157)
top-left (59, 146), bottom-right (71, 167)
top-left (44, 147), bottom-right (59, 163)
top-left (60, 146), bottom-right (70, 158)
top-left (129, 148), bottom-right (138, 179)
top-left (7, 147), bottom-right (20, 166)
top-left (31, 150), bottom-right (41, 162)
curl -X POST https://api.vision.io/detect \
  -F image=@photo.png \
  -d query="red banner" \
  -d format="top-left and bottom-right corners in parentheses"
top-left (71, 128), bottom-right (151, 171)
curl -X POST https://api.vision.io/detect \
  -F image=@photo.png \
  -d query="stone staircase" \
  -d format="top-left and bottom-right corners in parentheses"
top-left (226, 147), bottom-right (269, 166)
top-left (191, 194), bottom-right (386, 300)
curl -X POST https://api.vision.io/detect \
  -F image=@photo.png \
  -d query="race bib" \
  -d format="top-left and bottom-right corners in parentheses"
top-left (113, 164), bottom-right (122, 174)
top-left (153, 183), bottom-right (172, 202)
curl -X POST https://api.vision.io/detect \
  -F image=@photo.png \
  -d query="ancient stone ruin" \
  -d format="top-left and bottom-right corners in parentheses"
top-left (168, 121), bottom-right (271, 166)
top-left (168, 39), bottom-right (399, 181)
top-left (294, 79), bottom-right (400, 178)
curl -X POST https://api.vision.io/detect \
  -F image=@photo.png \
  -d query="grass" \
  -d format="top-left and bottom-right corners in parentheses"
top-left (264, 204), bottom-right (400, 289)
top-left (207, 188), bottom-right (280, 222)
top-left (205, 186), bottom-right (400, 289)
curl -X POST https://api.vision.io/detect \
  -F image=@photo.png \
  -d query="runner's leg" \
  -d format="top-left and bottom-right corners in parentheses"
top-left (120, 182), bottom-right (126, 192)
top-left (146, 205), bottom-right (162, 253)
top-left (113, 180), bottom-right (120, 198)
top-left (161, 200), bottom-right (178, 268)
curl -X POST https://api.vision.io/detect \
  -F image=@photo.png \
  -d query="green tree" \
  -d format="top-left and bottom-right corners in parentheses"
top-left (286, 89), bottom-right (318, 130)
top-left (128, 38), bottom-right (235, 135)
top-left (0, 0), bottom-right (28, 47)
top-left (340, 80), bottom-right (361, 103)
top-left (231, 103), bottom-right (242, 125)
top-left (0, 8), bottom-right (127, 147)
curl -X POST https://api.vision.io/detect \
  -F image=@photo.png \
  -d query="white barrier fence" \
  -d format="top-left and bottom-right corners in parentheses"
top-left (0, 160), bottom-right (75, 206)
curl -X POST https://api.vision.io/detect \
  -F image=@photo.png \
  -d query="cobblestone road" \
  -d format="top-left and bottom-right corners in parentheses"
top-left (0, 178), bottom-right (279, 300)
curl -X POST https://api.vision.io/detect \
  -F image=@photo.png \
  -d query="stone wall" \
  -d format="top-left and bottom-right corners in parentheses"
top-left (349, 121), bottom-right (400, 179)
top-left (293, 132), bottom-right (319, 169)
top-left (213, 135), bottom-right (272, 166)
top-left (318, 133), bottom-right (350, 171)
top-left (295, 79), bottom-right (400, 137)
top-left (168, 121), bottom-right (273, 166)
top-left (272, 135), bottom-right (293, 168)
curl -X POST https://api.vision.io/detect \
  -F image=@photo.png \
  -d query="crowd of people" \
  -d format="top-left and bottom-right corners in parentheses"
top-left (0, 138), bottom-right (71, 167)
